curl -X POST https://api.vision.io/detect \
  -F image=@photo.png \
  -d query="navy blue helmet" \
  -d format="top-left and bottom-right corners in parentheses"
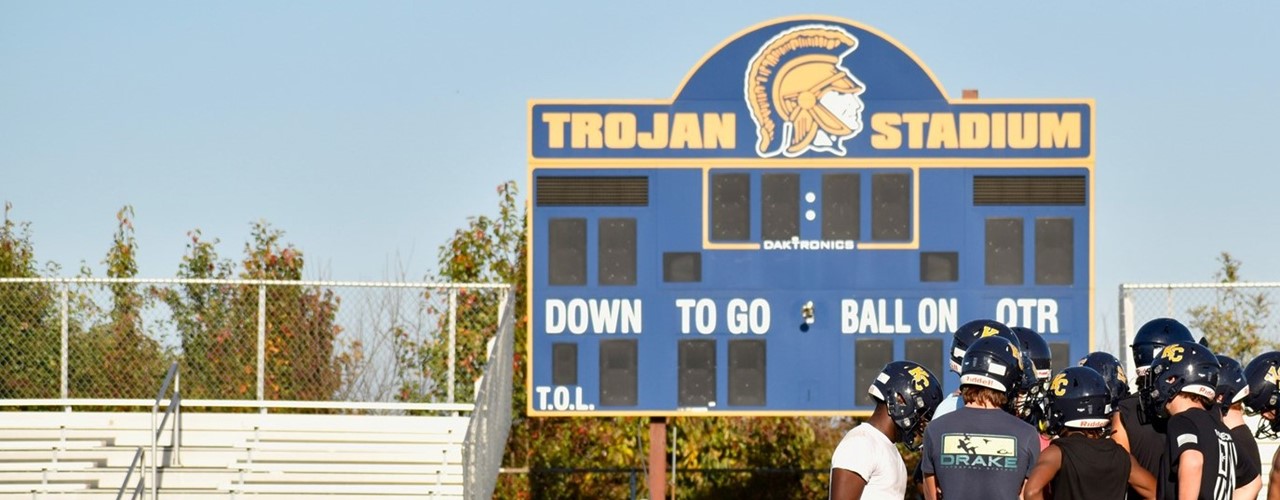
top-left (950, 319), bottom-right (1017, 374)
top-left (868, 361), bottom-right (944, 451)
top-left (1130, 318), bottom-right (1195, 377)
top-left (1012, 327), bottom-right (1053, 381)
top-left (1078, 351), bottom-right (1129, 408)
top-left (1243, 351), bottom-right (1280, 439)
top-left (1046, 367), bottom-right (1113, 436)
top-left (1215, 355), bottom-right (1249, 411)
top-left (1141, 341), bottom-right (1219, 419)
top-left (960, 336), bottom-right (1026, 412)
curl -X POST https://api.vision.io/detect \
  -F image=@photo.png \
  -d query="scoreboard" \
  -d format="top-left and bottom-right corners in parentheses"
top-left (526, 16), bottom-right (1094, 416)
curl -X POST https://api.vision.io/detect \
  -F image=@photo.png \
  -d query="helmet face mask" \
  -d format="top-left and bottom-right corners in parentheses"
top-left (1141, 341), bottom-right (1220, 419)
top-left (868, 361), bottom-right (943, 451)
top-left (1243, 351), bottom-right (1280, 438)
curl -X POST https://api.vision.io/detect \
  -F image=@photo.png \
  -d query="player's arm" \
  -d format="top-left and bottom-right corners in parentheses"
top-left (829, 468), bottom-right (867, 500)
top-left (1178, 449), bottom-right (1204, 500)
top-left (923, 474), bottom-right (939, 500)
top-left (1268, 447), bottom-right (1280, 500)
top-left (1022, 443), bottom-right (1061, 500)
top-left (1236, 475), bottom-right (1261, 500)
top-left (1127, 453), bottom-right (1157, 500)
top-left (1112, 411), bottom-right (1131, 452)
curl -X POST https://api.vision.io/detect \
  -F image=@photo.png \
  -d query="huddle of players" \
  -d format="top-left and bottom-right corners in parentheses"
top-left (830, 316), bottom-right (1280, 500)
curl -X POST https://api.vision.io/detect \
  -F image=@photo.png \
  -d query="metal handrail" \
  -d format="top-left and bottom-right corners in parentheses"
top-left (116, 362), bottom-right (180, 500)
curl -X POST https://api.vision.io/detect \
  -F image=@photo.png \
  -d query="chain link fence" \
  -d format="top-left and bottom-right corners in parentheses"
top-left (0, 278), bottom-right (510, 410)
top-left (1118, 282), bottom-right (1280, 377)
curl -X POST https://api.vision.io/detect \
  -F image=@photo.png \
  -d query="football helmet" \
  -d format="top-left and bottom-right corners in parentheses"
top-left (959, 336), bottom-right (1025, 412)
top-left (1046, 366), bottom-right (1113, 436)
top-left (1141, 341), bottom-right (1219, 419)
top-left (1215, 354), bottom-right (1249, 412)
top-left (1243, 351), bottom-right (1280, 439)
top-left (950, 319), bottom-right (1017, 374)
top-left (1078, 351), bottom-right (1129, 408)
top-left (867, 360), bottom-right (944, 451)
top-left (1130, 318), bottom-right (1195, 377)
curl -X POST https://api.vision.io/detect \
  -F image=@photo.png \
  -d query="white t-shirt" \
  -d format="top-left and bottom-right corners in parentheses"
top-left (830, 422), bottom-right (906, 498)
top-left (930, 392), bottom-right (963, 420)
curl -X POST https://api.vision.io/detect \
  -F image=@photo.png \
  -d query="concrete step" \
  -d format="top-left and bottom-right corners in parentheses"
top-left (0, 492), bottom-right (461, 500)
top-left (221, 482), bottom-right (466, 496)
top-left (0, 440), bottom-right (110, 451)
top-left (232, 460), bottom-right (462, 475)
top-left (0, 482), bottom-right (90, 493)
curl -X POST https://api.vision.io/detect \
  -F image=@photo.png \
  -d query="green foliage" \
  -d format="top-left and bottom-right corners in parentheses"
top-left (0, 202), bottom-right (62, 398)
top-left (401, 181), bottom-right (526, 406)
top-left (1189, 252), bottom-right (1275, 360)
top-left (69, 205), bottom-right (169, 399)
top-left (420, 183), bottom-right (846, 499)
top-left (155, 230), bottom-right (251, 398)
top-left (158, 222), bottom-right (347, 402)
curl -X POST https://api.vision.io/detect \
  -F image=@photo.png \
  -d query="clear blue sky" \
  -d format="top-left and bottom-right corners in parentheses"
top-left (4, 2), bottom-right (1279, 350)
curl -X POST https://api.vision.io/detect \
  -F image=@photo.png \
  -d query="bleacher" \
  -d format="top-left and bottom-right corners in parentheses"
top-left (0, 411), bottom-right (470, 499)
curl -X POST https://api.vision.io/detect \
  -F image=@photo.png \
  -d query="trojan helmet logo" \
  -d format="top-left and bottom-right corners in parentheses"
top-left (745, 24), bottom-right (867, 158)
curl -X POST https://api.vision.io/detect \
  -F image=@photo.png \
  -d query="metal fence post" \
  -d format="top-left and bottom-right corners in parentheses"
top-left (448, 288), bottom-right (457, 404)
top-left (1119, 285), bottom-right (1136, 386)
top-left (257, 284), bottom-right (266, 408)
top-left (60, 283), bottom-right (69, 409)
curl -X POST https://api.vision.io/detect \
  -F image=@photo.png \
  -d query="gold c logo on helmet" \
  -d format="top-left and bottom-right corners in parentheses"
top-left (1161, 345), bottom-right (1184, 363)
top-left (980, 326), bottom-right (1001, 338)
top-left (1267, 366), bottom-right (1280, 385)
top-left (1051, 373), bottom-right (1069, 396)
top-left (908, 366), bottom-right (931, 391)
top-left (745, 25), bottom-right (867, 158)
top-left (1116, 366), bottom-right (1127, 384)
top-left (1010, 344), bottom-right (1023, 369)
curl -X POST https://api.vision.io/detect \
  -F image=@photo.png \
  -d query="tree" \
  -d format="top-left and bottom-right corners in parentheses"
top-left (65, 206), bottom-right (169, 398)
top-left (155, 229), bottom-right (249, 399)
top-left (0, 202), bottom-right (63, 398)
top-left (158, 221), bottom-right (347, 402)
top-left (1189, 252), bottom-right (1275, 360)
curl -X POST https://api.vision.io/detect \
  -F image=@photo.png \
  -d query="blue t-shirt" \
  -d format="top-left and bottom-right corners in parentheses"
top-left (921, 405), bottom-right (1040, 500)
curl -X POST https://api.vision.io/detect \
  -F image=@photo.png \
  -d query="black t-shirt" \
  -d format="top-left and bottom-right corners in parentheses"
top-left (1228, 423), bottom-right (1261, 486)
top-left (1161, 407), bottom-right (1237, 500)
top-left (1052, 434), bottom-right (1132, 500)
top-left (1119, 394), bottom-right (1171, 499)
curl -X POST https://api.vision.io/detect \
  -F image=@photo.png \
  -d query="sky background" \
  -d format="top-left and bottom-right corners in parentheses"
top-left (3, 1), bottom-right (1279, 352)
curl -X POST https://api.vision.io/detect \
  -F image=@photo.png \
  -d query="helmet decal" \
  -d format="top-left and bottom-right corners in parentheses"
top-left (1051, 373), bottom-right (1069, 397)
top-left (908, 366), bottom-right (931, 391)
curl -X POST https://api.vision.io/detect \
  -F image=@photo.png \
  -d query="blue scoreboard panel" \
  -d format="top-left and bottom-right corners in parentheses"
top-left (527, 16), bottom-right (1094, 416)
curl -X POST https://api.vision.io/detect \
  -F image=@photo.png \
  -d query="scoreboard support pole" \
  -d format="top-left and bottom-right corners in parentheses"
top-left (649, 416), bottom-right (666, 499)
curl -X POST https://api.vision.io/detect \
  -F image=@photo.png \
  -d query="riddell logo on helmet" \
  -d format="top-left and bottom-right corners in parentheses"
top-left (745, 24), bottom-right (867, 158)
